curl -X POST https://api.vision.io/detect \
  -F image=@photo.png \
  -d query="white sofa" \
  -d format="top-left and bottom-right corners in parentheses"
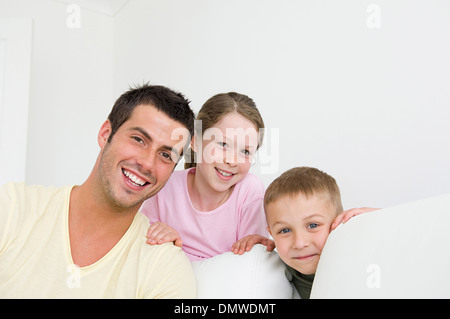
top-left (192, 244), bottom-right (295, 299)
top-left (192, 193), bottom-right (450, 299)
top-left (312, 193), bottom-right (450, 298)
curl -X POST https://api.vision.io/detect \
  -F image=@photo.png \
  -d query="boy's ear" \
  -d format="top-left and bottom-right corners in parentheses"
top-left (98, 120), bottom-right (112, 149)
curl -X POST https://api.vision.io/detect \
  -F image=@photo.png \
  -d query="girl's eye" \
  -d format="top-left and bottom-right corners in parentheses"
top-left (217, 142), bottom-right (228, 148)
top-left (279, 228), bottom-right (291, 234)
top-left (241, 149), bottom-right (251, 156)
top-left (307, 223), bottom-right (319, 230)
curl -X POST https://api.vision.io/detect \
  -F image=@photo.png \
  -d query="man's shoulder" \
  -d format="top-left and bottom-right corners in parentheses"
top-left (130, 213), bottom-right (197, 298)
top-left (0, 182), bottom-right (70, 198)
top-left (0, 182), bottom-right (72, 216)
top-left (131, 213), bottom-right (193, 266)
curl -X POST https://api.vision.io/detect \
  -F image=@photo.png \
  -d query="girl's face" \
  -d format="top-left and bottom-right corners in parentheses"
top-left (193, 112), bottom-right (259, 193)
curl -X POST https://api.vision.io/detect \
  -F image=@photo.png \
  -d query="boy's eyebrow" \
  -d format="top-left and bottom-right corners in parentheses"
top-left (129, 126), bottom-right (180, 158)
top-left (302, 213), bottom-right (325, 220)
top-left (270, 221), bottom-right (289, 228)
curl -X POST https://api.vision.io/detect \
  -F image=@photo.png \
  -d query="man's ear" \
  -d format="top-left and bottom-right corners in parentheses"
top-left (191, 134), bottom-right (199, 153)
top-left (98, 120), bottom-right (112, 149)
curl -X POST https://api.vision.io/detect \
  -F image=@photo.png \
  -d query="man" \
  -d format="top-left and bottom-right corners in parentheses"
top-left (0, 84), bottom-right (196, 298)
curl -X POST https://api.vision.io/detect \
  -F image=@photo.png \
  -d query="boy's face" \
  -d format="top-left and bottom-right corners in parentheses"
top-left (266, 192), bottom-right (337, 275)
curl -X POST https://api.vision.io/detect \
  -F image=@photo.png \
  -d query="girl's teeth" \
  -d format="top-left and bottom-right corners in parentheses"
top-left (217, 168), bottom-right (232, 177)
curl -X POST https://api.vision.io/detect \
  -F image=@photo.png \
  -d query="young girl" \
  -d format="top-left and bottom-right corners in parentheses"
top-left (140, 92), bottom-right (272, 261)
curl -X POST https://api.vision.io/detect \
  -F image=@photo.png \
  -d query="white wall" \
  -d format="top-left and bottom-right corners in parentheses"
top-left (114, 0), bottom-right (450, 209)
top-left (0, 0), bottom-right (114, 187)
top-left (1, 0), bottom-right (449, 210)
top-left (0, 18), bottom-right (32, 185)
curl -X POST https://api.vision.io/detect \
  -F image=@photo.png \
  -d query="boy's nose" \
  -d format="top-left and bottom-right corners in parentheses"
top-left (292, 232), bottom-right (310, 249)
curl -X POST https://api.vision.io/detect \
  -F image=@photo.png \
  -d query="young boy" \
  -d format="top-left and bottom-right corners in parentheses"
top-left (264, 167), bottom-right (377, 299)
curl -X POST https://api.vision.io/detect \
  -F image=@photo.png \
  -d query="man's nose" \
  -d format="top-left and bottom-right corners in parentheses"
top-left (137, 149), bottom-right (157, 177)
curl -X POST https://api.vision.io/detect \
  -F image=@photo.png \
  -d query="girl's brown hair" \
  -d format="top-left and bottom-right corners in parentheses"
top-left (184, 92), bottom-right (265, 169)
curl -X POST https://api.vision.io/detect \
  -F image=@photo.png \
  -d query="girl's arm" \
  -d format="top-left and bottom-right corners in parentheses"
top-left (231, 234), bottom-right (275, 255)
top-left (331, 207), bottom-right (380, 230)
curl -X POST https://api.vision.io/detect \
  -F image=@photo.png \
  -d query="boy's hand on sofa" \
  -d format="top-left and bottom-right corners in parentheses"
top-left (146, 222), bottom-right (183, 248)
top-left (331, 207), bottom-right (380, 230)
top-left (231, 234), bottom-right (276, 255)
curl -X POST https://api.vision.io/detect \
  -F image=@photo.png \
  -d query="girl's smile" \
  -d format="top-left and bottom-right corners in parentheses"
top-left (214, 167), bottom-right (236, 181)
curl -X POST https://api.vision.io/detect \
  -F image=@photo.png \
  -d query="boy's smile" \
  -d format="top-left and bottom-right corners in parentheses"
top-left (266, 192), bottom-right (337, 275)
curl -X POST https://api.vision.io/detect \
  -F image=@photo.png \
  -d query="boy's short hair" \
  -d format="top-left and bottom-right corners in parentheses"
top-left (264, 167), bottom-right (343, 215)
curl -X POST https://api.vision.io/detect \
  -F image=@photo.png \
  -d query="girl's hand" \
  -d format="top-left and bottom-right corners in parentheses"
top-left (231, 234), bottom-right (275, 255)
top-left (146, 222), bottom-right (183, 248)
top-left (331, 207), bottom-right (380, 230)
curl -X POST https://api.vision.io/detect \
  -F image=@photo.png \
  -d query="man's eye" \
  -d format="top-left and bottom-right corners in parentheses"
top-left (132, 136), bottom-right (144, 144)
top-left (161, 152), bottom-right (172, 160)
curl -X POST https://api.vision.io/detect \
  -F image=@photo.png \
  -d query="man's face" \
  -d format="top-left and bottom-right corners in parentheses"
top-left (266, 192), bottom-right (337, 275)
top-left (97, 104), bottom-right (190, 210)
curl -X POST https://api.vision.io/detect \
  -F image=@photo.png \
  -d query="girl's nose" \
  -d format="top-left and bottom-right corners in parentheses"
top-left (225, 148), bottom-right (238, 166)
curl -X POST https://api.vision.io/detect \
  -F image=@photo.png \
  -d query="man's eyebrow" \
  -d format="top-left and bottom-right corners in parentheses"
top-left (130, 126), bottom-right (152, 141)
top-left (130, 126), bottom-right (180, 158)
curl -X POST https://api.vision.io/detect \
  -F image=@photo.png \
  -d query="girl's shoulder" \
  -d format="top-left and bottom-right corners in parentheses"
top-left (154, 168), bottom-right (190, 195)
top-left (234, 173), bottom-right (265, 196)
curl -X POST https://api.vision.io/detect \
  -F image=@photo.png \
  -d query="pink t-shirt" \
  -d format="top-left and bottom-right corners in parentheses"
top-left (140, 168), bottom-right (268, 261)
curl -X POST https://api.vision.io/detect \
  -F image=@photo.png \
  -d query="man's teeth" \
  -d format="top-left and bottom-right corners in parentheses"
top-left (216, 168), bottom-right (233, 177)
top-left (123, 169), bottom-right (146, 186)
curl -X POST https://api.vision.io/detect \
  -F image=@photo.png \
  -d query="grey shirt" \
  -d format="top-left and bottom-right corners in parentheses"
top-left (286, 265), bottom-right (315, 299)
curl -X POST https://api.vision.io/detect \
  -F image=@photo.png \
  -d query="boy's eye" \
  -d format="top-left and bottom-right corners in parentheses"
top-left (307, 223), bottom-right (319, 230)
top-left (278, 228), bottom-right (291, 234)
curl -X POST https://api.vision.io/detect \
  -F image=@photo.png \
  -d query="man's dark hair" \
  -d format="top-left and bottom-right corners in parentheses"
top-left (107, 83), bottom-right (195, 143)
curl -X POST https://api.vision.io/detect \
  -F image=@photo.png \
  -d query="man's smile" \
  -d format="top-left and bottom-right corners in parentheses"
top-left (122, 168), bottom-right (151, 188)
